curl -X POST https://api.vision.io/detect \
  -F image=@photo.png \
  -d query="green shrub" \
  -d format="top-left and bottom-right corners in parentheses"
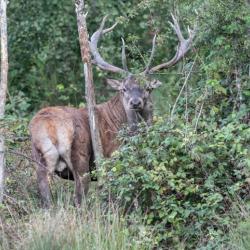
top-left (100, 118), bottom-right (250, 249)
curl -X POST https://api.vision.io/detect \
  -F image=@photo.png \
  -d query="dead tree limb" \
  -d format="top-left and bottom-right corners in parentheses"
top-left (0, 0), bottom-right (8, 203)
top-left (75, 1), bottom-right (104, 179)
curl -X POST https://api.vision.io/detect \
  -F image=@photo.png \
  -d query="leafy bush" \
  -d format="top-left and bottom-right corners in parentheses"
top-left (100, 118), bottom-right (250, 249)
top-left (5, 91), bottom-right (31, 118)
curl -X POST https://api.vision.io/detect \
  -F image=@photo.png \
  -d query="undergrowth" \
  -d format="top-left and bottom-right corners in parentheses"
top-left (0, 118), bottom-right (151, 250)
top-left (100, 117), bottom-right (250, 249)
top-left (1, 116), bottom-right (250, 249)
top-left (1, 202), bottom-right (148, 250)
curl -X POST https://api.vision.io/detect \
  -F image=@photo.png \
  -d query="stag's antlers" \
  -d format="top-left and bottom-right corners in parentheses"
top-left (90, 16), bottom-right (129, 74)
top-left (90, 14), bottom-right (196, 76)
top-left (145, 13), bottom-right (197, 74)
top-left (121, 38), bottom-right (129, 72)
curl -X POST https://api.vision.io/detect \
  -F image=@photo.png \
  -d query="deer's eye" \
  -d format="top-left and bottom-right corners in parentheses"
top-left (122, 88), bottom-right (127, 93)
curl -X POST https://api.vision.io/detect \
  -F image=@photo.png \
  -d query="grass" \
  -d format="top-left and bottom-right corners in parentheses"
top-left (1, 189), bottom-right (152, 250)
top-left (17, 205), bottom-right (144, 250)
top-left (0, 142), bottom-right (152, 250)
top-left (226, 217), bottom-right (250, 250)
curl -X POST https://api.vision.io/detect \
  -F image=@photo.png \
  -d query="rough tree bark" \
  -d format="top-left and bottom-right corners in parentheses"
top-left (75, 0), bottom-right (104, 178)
top-left (0, 0), bottom-right (8, 203)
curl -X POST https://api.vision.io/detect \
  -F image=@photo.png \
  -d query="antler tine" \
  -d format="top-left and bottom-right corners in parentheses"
top-left (90, 16), bottom-right (128, 74)
top-left (103, 21), bottom-right (118, 34)
top-left (143, 34), bottom-right (157, 74)
top-left (121, 38), bottom-right (128, 71)
top-left (169, 13), bottom-right (184, 42)
top-left (148, 13), bottom-right (196, 74)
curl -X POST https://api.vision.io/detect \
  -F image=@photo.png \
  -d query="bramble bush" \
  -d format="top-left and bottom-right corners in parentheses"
top-left (100, 117), bottom-right (250, 249)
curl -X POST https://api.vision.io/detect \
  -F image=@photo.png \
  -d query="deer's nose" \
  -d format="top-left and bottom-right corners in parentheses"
top-left (131, 99), bottom-right (142, 109)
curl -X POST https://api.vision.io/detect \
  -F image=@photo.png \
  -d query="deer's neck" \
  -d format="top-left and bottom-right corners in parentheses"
top-left (98, 93), bottom-right (127, 131)
top-left (95, 93), bottom-right (127, 157)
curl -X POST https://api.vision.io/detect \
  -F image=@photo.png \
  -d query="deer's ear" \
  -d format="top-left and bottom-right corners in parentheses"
top-left (106, 79), bottom-right (123, 90)
top-left (146, 79), bottom-right (162, 90)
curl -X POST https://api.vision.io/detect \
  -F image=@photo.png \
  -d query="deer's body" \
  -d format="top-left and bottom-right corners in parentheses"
top-left (30, 94), bottom-right (126, 173)
top-left (30, 91), bottom-right (153, 207)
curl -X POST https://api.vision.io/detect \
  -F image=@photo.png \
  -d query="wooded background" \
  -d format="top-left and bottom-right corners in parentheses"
top-left (6, 0), bottom-right (249, 120)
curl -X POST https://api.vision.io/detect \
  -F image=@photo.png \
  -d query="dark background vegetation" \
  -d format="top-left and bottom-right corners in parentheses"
top-left (1, 0), bottom-right (250, 249)
top-left (7, 0), bottom-right (249, 117)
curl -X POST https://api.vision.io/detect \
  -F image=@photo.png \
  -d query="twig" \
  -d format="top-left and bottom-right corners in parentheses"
top-left (3, 193), bottom-right (30, 214)
top-left (0, 149), bottom-right (47, 170)
top-left (170, 55), bottom-right (197, 123)
top-left (184, 73), bottom-right (189, 149)
top-left (235, 67), bottom-right (242, 109)
top-left (125, 189), bottom-right (143, 215)
top-left (194, 92), bottom-right (206, 132)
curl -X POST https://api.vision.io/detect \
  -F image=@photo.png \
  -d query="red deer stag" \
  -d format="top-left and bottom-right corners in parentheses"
top-left (29, 14), bottom-right (196, 208)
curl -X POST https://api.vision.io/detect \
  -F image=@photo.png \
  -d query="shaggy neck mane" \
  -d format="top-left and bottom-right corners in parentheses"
top-left (97, 93), bottom-right (127, 132)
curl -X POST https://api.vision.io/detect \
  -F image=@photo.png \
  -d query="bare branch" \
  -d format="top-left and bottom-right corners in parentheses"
top-left (7, 150), bottom-right (46, 170)
top-left (75, 0), bottom-right (104, 171)
top-left (0, 0), bottom-right (8, 203)
top-left (170, 56), bottom-right (197, 122)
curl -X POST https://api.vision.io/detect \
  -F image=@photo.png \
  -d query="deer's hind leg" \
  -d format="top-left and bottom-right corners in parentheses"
top-left (71, 151), bottom-right (91, 207)
top-left (59, 153), bottom-right (85, 207)
top-left (61, 142), bottom-right (91, 207)
top-left (35, 141), bottom-right (59, 208)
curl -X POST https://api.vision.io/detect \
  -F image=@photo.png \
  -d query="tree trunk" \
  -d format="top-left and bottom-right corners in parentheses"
top-left (75, 0), bottom-right (104, 176)
top-left (0, 0), bottom-right (8, 203)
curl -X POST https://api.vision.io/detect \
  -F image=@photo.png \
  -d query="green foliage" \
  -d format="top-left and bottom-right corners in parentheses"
top-left (5, 91), bottom-right (31, 118)
top-left (7, 0), bottom-right (250, 121)
top-left (100, 118), bottom-right (250, 249)
top-left (193, 0), bottom-right (250, 119)
top-left (8, 0), bottom-right (82, 109)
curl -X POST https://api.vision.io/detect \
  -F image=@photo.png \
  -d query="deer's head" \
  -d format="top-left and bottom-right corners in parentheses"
top-left (89, 15), bottom-right (196, 128)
